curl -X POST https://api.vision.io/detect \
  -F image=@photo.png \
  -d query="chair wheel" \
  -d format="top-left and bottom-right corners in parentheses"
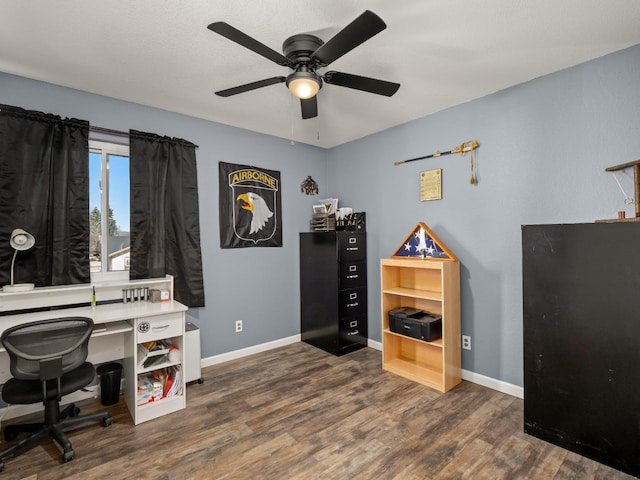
top-left (63, 449), bottom-right (75, 462)
top-left (103, 416), bottom-right (113, 427)
top-left (69, 406), bottom-right (80, 417)
top-left (197, 377), bottom-right (205, 384)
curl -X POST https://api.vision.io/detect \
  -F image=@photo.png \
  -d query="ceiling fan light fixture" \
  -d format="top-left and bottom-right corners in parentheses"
top-left (210, 11), bottom-right (398, 119)
top-left (286, 71), bottom-right (321, 99)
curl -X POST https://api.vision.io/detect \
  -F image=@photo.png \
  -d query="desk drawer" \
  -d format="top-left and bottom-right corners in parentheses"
top-left (135, 313), bottom-right (183, 342)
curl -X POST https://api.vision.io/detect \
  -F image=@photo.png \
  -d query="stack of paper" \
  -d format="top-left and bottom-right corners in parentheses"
top-left (137, 374), bottom-right (163, 406)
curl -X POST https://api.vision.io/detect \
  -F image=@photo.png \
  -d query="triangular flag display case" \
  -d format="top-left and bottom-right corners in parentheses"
top-left (391, 222), bottom-right (458, 261)
top-left (381, 222), bottom-right (461, 392)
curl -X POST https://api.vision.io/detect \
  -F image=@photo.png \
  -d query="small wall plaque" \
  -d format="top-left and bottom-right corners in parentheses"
top-left (420, 169), bottom-right (442, 201)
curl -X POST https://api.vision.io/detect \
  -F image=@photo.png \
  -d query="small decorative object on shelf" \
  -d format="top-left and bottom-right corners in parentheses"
top-left (338, 212), bottom-right (366, 231)
top-left (597, 158), bottom-right (640, 223)
top-left (300, 176), bottom-right (319, 195)
top-left (318, 198), bottom-right (338, 215)
top-left (392, 222), bottom-right (457, 260)
top-left (123, 287), bottom-right (151, 303)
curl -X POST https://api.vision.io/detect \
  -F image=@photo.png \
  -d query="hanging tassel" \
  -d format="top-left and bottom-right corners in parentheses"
top-left (470, 151), bottom-right (477, 185)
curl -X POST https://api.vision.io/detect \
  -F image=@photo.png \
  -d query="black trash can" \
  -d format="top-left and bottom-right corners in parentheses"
top-left (96, 362), bottom-right (123, 406)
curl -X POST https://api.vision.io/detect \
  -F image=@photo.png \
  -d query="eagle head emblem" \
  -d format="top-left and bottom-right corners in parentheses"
top-left (237, 192), bottom-right (274, 234)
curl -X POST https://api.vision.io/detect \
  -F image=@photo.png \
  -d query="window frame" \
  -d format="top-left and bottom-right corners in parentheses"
top-left (89, 139), bottom-right (130, 283)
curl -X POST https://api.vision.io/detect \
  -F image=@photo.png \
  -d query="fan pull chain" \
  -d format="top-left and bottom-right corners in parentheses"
top-left (290, 95), bottom-right (295, 145)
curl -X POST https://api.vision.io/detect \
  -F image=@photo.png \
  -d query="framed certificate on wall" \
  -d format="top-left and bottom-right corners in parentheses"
top-left (420, 169), bottom-right (442, 201)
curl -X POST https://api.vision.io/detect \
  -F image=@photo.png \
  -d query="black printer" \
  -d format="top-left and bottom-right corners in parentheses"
top-left (388, 307), bottom-right (442, 342)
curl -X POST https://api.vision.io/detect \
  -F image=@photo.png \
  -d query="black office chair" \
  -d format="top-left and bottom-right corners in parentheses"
top-left (0, 317), bottom-right (113, 471)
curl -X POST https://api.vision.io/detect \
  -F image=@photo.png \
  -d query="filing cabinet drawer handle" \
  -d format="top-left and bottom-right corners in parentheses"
top-left (346, 247), bottom-right (359, 251)
top-left (346, 302), bottom-right (359, 307)
top-left (346, 274), bottom-right (359, 279)
top-left (347, 330), bottom-right (359, 336)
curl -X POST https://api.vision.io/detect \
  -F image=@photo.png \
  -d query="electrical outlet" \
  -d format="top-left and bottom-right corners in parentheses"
top-left (462, 335), bottom-right (471, 350)
top-left (235, 320), bottom-right (243, 333)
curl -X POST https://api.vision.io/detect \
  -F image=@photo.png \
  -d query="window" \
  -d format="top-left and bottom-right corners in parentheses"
top-left (89, 140), bottom-right (130, 281)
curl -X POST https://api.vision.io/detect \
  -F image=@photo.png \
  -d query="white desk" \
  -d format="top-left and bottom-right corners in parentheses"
top-left (0, 277), bottom-right (187, 424)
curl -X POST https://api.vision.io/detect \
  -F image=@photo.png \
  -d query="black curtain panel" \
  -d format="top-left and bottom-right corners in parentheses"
top-left (0, 104), bottom-right (90, 287)
top-left (129, 130), bottom-right (204, 307)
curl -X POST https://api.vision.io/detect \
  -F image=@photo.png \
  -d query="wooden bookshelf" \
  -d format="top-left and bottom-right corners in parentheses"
top-left (381, 258), bottom-right (461, 392)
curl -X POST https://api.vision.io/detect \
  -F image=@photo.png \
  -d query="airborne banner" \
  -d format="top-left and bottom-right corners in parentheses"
top-left (218, 161), bottom-right (282, 248)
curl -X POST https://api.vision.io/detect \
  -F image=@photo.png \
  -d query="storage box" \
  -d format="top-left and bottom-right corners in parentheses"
top-left (149, 289), bottom-right (161, 303)
top-left (389, 307), bottom-right (442, 342)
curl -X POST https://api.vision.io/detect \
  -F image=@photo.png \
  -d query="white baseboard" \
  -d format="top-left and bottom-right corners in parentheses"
top-left (367, 338), bottom-right (522, 398)
top-left (200, 336), bottom-right (523, 399)
top-left (201, 335), bottom-right (301, 368)
top-left (461, 369), bottom-right (523, 398)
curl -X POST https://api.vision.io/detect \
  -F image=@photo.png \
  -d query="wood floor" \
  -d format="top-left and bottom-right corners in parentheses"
top-left (0, 343), bottom-right (634, 480)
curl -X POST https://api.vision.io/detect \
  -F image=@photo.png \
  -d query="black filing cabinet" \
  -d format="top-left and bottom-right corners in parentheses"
top-left (300, 231), bottom-right (368, 356)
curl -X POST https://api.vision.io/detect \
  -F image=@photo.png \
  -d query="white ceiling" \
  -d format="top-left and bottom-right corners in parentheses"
top-left (2, 1), bottom-right (640, 148)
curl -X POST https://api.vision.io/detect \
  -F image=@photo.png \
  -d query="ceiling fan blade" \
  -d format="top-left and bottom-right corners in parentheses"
top-left (310, 11), bottom-right (386, 66)
top-left (324, 71), bottom-right (400, 97)
top-left (208, 22), bottom-right (291, 67)
top-left (300, 97), bottom-right (318, 119)
top-left (215, 77), bottom-right (286, 97)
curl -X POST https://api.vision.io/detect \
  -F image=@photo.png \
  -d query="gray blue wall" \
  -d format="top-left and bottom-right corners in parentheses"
top-left (2, 43), bottom-right (639, 388)
top-left (328, 44), bottom-right (640, 386)
top-left (0, 72), bottom-right (328, 360)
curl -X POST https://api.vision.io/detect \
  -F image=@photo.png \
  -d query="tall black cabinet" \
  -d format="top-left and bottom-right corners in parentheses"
top-left (300, 231), bottom-right (368, 356)
top-left (522, 222), bottom-right (640, 477)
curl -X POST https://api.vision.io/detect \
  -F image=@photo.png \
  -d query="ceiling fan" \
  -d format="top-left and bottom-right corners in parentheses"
top-left (207, 10), bottom-right (400, 120)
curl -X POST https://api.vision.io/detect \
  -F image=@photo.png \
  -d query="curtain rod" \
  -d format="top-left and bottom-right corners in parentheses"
top-left (90, 125), bottom-right (129, 137)
top-left (90, 125), bottom-right (199, 149)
